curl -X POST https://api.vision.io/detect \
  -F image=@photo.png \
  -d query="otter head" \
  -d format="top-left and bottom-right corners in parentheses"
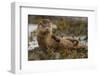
top-left (37, 19), bottom-right (53, 35)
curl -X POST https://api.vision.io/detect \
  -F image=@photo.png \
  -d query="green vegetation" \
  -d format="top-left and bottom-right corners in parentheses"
top-left (28, 15), bottom-right (88, 36)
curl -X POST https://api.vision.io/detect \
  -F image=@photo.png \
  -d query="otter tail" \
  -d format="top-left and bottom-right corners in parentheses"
top-left (67, 39), bottom-right (79, 46)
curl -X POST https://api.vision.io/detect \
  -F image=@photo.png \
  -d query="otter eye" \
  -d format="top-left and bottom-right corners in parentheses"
top-left (42, 23), bottom-right (50, 27)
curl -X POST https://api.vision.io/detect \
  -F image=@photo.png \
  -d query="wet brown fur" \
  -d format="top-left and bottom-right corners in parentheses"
top-left (37, 19), bottom-right (79, 53)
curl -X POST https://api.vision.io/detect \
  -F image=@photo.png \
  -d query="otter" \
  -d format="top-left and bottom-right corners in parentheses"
top-left (37, 19), bottom-right (79, 51)
top-left (37, 19), bottom-right (53, 50)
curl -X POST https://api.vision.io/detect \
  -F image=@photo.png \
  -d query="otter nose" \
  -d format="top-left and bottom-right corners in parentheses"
top-left (45, 27), bottom-right (49, 31)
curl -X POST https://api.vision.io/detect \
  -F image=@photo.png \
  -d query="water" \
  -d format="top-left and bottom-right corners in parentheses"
top-left (28, 37), bottom-right (38, 51)
top-left (28, 24), bottom-right (38, 51)
top-left (28, 24), bottom-right (38, 37)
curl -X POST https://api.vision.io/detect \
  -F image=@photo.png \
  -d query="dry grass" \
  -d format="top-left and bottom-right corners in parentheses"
top-left (28, 47), bottom-right (88, 61)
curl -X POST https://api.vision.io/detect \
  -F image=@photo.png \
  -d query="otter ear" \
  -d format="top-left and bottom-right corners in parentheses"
top-left (38, 21), bottom-right (42, 25)
top-left (38, 21), bottom-right (43, 28)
